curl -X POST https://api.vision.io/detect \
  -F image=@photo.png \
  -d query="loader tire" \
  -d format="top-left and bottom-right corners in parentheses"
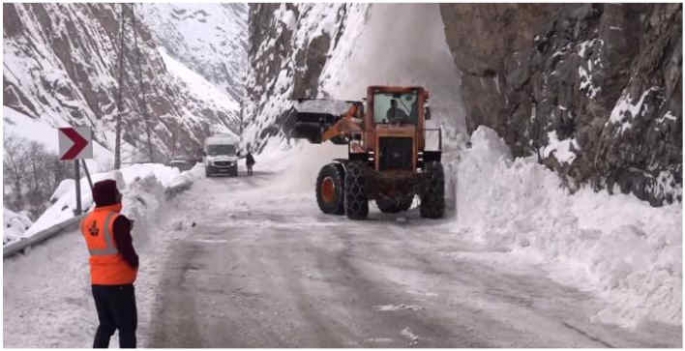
top-left (316, 163), bottom-right (345, 215)
top-left (420, 161), bottom-right (445, 219)
top-left (344, 161), bottom-right (369, 220)
top-left (376, 194), bottom-right (414, 213)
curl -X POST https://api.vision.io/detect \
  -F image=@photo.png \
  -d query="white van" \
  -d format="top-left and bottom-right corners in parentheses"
top-left (204, 134), bottom-right (239, 177)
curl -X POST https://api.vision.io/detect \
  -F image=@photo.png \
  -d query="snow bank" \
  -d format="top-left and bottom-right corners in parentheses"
top-left (3, 209), bottom-right (33, 245)
top-left (23, 164), bottom-right (185, 238)
top-left (2, 166), bottom-right (176, 347)
top-left (452, 126), bottom-right (682, 328)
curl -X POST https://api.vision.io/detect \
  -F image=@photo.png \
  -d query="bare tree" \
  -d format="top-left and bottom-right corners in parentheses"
top-left (4, 136), bottom-right (75, 219)
top-left (4, 136), bottom-right (28, 209)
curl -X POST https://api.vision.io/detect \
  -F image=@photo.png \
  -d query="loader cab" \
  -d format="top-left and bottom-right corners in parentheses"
top-left (373, 91), bottom-right (420, 125)
top-left (364, 86), bottom-right (430, 172)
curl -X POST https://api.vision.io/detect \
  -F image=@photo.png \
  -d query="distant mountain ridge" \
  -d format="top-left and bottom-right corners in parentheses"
top-left (3, 3), bottom-right (245, 162)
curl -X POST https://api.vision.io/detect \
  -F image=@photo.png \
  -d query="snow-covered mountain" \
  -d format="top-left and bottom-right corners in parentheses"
top-left (138, 3), bottom-right (248, 103)
top-left (3, 3), bottom-right (243, 165)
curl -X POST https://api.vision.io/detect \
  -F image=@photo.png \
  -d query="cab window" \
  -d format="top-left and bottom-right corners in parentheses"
top-left (373, 91), bottom-right (419, 124)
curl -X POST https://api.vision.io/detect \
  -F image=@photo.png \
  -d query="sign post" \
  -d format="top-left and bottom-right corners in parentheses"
top-left (74, 161), bottom-right (81, 215)
top-left (59, 127), bottom-right (93, 216)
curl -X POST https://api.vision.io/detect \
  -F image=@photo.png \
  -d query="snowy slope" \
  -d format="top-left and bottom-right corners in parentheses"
top-left (157, 48), bottom-right (238, 136)
top-left (138, 3), bottom-right (247, 102)
top-left (3, 3), bottom-right (241, 163)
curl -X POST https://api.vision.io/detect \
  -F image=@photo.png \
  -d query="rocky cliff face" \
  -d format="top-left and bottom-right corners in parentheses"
top-left (243, 3), bottom-right (367, 151)
top-left (3, 3), bottom-right (241, 162)
top-left (440, 4), bottom-right (682, 205)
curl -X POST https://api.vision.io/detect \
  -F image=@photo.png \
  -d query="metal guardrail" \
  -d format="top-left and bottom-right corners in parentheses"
top-left (3, 214), bottom-right (86, 258)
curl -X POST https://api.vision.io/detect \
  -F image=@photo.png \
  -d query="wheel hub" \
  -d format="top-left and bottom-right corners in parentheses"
top-left (321, 177), bottom-right (336, 203)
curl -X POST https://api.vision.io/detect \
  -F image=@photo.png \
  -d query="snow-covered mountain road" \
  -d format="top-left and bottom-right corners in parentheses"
top-left (3, 162), bottom-right (680, 348)
top-left (144, 169), bottom-right (678, 348)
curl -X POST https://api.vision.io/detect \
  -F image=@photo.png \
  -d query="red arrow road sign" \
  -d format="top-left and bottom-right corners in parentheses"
top-left (59, 127), bottom-right (91, 160)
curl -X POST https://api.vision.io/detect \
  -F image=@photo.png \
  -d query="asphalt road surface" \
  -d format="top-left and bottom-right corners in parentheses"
top-left (146, 170), bottom-right (680, 347)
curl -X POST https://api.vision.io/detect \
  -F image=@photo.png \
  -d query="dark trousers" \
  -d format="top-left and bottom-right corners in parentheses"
top-left (91, 284), bottom-right (137, 348)
top-left (247, 164), bottom-right (254, 176)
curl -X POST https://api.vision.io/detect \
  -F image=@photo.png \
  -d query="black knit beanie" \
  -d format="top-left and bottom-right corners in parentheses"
top-left (92, 179), bottom-right (120, 207)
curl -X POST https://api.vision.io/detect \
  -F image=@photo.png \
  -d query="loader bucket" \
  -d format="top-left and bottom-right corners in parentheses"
top-left (286, 99), bottom-right (358, 144)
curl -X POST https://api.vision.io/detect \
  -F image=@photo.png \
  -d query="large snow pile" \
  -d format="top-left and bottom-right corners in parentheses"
top-left (3, 210), bottom-right (33, 245)
top-left (453, 126), bottom-right (682, 328)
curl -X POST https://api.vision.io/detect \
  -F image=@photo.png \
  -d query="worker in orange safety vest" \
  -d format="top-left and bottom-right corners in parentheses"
top-left (81, 179), bottom-right (139, 348)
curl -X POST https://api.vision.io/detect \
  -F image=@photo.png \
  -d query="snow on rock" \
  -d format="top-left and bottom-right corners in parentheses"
top-left (138, 3), bottom-right (247, 102)
top-left (542, 130), bottom-right (580, 165)
top-left (608, 87), bottom-right (659, 133)
top-left (158, 47), bottom-right (239, 133)
top-left (453, 125), bottom-right (682, 328)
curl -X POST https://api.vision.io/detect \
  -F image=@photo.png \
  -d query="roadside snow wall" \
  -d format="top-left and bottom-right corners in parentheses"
top-left (452, 126), bottom-right (682, 328)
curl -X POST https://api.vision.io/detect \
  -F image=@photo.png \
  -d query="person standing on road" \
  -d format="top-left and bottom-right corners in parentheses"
top-left (81, 179), bottom-right (139, 348)
top-left (246, 148), bottom-right (256, 176)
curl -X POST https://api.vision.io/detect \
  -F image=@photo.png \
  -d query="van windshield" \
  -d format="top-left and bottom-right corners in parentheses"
top-left (207, 144), bottom-right (236, 156)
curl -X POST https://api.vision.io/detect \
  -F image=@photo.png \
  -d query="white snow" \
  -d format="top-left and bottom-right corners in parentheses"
top-left (656, 110), bottom-right (678, 124)
top-left (3, 209), bottom-right (33, 245)
top-left (576, 39), bottom-right (603, 99)
top-left (3, 106), bottom-right (114, 173)
top-left (158, 47), bottom-right (239, 113)
top-left (400, 327), bottom-right (419, 345)
top-left (320, 4), bottom-right (466, 135)
top-left (24, 163), bottom-right (183, 237)
top-left (542, 130), bottom-right (580, 164)
top-left (608, 88), bottom-right (657, 133)
top-left (453, 126), bottom-right (681, 328)
top-left (578, 66), bottom-right (600, 99)
top-left (49, 179), bottom-right (76, 203)
top-left (3, 166), bottom-right (186, 347)
top-left (375, 304), bottom-right (422, 312)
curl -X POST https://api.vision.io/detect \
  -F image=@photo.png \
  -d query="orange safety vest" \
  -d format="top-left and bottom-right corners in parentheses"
top-left (81, 204), bottom-right (137, 285)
